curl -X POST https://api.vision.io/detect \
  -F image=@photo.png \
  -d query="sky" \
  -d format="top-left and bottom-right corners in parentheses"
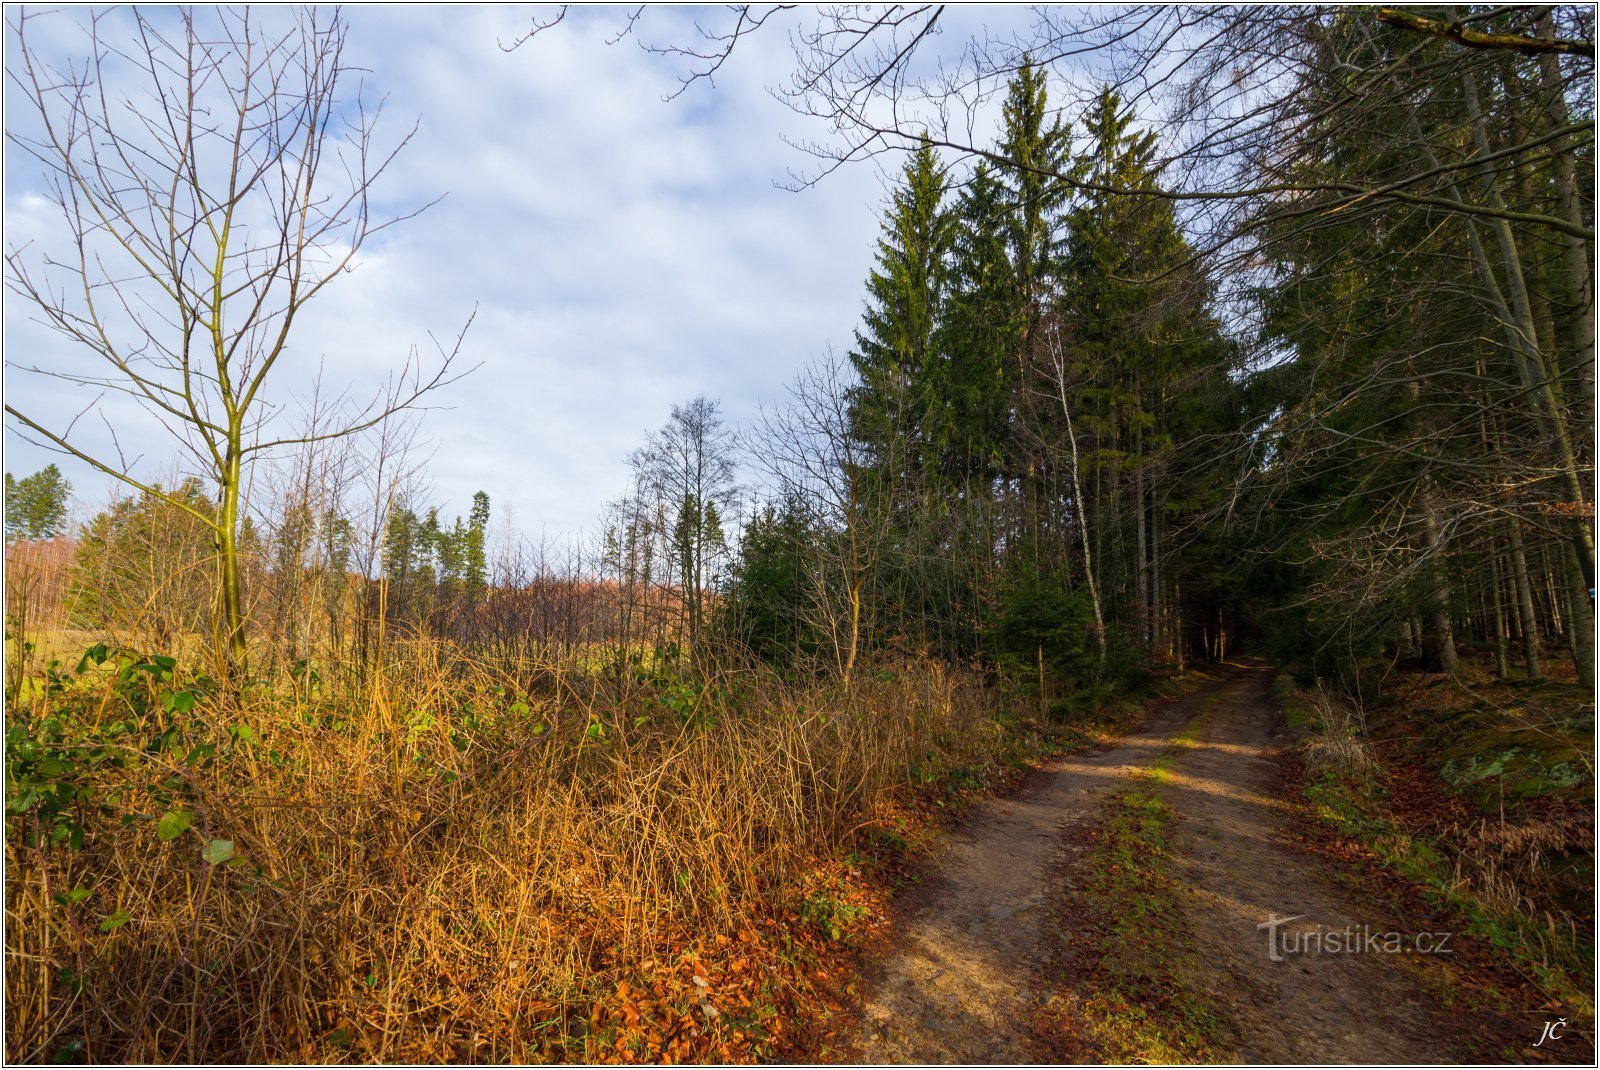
top-left (2, 5), bottom-right (1033, 545)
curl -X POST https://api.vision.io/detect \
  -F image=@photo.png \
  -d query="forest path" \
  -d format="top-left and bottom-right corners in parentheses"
top-left (1148, 669), bottom-right (1527, 1064)
top-left (846, 674), bottom-right (1221, 1062)
top-left (846, 666), bottom-right (1545, 1065)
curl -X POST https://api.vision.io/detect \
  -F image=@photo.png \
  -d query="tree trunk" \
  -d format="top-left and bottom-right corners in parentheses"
top-left (1151, 473), bottom-right (1164, 657)
top-left (1537, 10), bottom-right (1597, 435)
top-left (217, 449), bottom-right (248, 679)
top-left (844, 580), bottom-right (861, 685)
top-left (1421, 489), bottom-right (1459, 674)
top-left (1541, 540), bottom-right (1565, 639)
top-left (1507, 518), bottom-right (1543, 680)
top-left (1135, 453), bottom-right (1150, 651)
top-left (1489, 547), bottom-right (1510, 679)
top-left (1560, 540), bottom-right (1595, 690)
top-left (1053, 357), bottom-right (1107, 664)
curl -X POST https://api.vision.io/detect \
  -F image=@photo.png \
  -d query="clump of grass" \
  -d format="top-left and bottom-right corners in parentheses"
top-left (1297, 685), bottom-right (1376, 789)
top-left (5, 639), bottom-right (1043, 1063)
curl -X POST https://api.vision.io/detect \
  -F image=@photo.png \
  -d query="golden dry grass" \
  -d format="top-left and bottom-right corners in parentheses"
top-left (5, 637), bottom-right (1050, 1062)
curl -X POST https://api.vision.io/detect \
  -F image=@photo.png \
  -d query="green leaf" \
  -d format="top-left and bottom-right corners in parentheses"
top-left (156, 809), bottom-right (194, 841)
top-left (99, 910), bottom-right (130, 932)
top-left (163, 689), bottom-right (196, 714)
top-left (203, 839), bottom-right (234, 865)
top-left (54, 886), bottom-right (92, 906)
top-left (77, 642), bottom-right (110, 672)
top-left (51, 1037), bottom-right (85, 1062)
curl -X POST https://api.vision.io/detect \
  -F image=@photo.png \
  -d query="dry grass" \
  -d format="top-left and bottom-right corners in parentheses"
top-left (1297, 685), bottom-right (1376, 789)
top-left (5, 637), bottom-right (1045, 1063)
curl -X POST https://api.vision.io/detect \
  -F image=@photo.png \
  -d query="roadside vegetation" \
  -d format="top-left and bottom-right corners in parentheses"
top-left (1034, 695), bottom-right (1230, 1063)
top-left (1277, 664), bottom-right (1595, 1029)
top-left (6, 633), bottom-right (1094, 1062)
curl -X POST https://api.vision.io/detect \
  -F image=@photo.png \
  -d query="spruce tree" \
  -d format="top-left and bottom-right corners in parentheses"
top-left (4, 465), bottom-right (72, 541)
top-left (849, 136), bottom-right (957, 480)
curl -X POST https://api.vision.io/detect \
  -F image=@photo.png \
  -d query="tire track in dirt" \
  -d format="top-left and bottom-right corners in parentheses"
top-left (848, 675), bottom-right (1233, 1063)
top-left (847, 666), bottom-right (1565, 1064)
top-left (1163, 670), bottom-right (1550, 1064)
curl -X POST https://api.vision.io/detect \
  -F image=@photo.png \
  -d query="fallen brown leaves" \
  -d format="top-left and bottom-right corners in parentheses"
top-left (1278, 662), bottom-right (1597, 1063)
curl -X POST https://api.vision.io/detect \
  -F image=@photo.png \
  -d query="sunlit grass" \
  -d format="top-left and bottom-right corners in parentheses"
top-left (4, 632), bottom-right (1053, 1062)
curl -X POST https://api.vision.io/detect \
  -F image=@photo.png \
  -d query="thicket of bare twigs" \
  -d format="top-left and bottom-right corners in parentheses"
top-left (5, 616), bottom-right (1064, 1062)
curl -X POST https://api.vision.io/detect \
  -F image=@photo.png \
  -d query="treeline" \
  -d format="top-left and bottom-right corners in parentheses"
top-left (717, 18), bottom-right (1595, 696)
top-left (9, 13), bottom-right (1594, 703)
top-left (723, 72), bottom-right (1244, 702)
top-left (29, 472), bottom-right (617, 673)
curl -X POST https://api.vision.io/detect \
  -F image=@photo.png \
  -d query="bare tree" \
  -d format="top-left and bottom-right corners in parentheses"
top-left (4, 6), bottom-right (472, 677)
top-left (629, 396), bottom-right (739, 657)
top-left (746, 350), bottom-right (900, 682)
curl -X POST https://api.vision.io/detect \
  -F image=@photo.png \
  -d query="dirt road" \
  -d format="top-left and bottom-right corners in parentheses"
top-left (847, 666), bottom-right (1572, 1064)
top-left (850, 678), bottom-right (1215, 1062)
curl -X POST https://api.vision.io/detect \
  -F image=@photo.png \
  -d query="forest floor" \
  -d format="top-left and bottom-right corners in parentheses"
top-left (827, 664), bottom-right (1593, 1065)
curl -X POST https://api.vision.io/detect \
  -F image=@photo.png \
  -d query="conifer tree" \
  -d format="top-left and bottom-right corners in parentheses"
top-left (3, 465), bottom-right (72, 541)
top-left (466, 491), bottom-right (491, 601)
top-left (850, 136), bottom-right (957, 484)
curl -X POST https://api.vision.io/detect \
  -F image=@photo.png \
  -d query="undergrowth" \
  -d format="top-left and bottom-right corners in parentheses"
top-left (5, 639), bottom-right (1069, 1063)
top-left (1275, 670), bottom-right (1595, 1027)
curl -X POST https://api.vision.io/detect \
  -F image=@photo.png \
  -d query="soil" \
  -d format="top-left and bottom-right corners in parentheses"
top-left (841, 665), bottom-right (1592, 1065)
top-left (846, 677), bottom-right (1214, 1062)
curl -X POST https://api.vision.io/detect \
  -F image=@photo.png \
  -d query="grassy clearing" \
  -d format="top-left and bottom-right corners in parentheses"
top-left (1275, 669), bottom-right (1595, 1026)
top-left (1034, 697), bottom-right (1230, 1063)
top-left (5, 634), bottom-right (1090, 1063)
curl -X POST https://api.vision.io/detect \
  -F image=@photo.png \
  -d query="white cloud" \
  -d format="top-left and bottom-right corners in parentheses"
top-left (4, 5), bottom-right (1033, 542)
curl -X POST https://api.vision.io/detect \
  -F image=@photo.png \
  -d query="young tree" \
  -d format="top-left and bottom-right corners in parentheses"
top-left (3, 465), bottom-right (71, 541)
top-left (749, 351), bottom-right (900, 681)
top-left (466, 491), bottom-right (491, 601)
top-left (4, 7), bottom-right (470, 678)
top-left (632, 396), bottom-right (738, 656)
top-left (66, 480), bottom-right (244, 649)
top-left (724, 495), bottom-right (822, 666)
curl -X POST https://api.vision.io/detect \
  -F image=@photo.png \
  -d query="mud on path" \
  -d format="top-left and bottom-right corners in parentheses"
top-left (846, 667), bottom-right (1571, 1065)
